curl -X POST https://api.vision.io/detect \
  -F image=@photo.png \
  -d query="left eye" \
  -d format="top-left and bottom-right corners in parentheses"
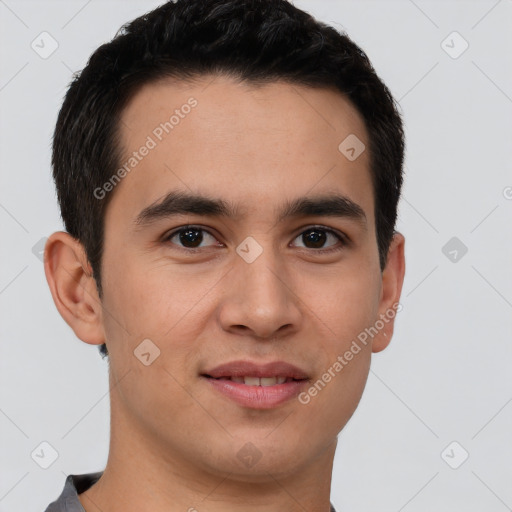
top-left (291, 227), bottom-right (344, 251)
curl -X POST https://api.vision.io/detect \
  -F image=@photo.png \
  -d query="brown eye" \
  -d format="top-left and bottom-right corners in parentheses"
top-left (177, 228), bottom-right (203, 248)
top-left (292, 226), bottom-right (346, 252)
top-left (164, 226), bottom-right (220, 250)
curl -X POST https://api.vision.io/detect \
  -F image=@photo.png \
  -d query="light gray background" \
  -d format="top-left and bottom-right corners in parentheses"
top-left (1, 0), bottom-right (511, 510)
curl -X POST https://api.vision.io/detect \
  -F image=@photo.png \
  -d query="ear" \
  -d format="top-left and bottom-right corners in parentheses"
top-left (372, 232), bottom-right (406, 353)
top-left (43, 231), bottom-right (105, 345)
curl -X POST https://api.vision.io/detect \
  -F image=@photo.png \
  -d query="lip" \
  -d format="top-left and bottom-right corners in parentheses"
top-left (201, 360), bottom-right (310, 409)
top-left (202, 360), bottom-right (310, 380)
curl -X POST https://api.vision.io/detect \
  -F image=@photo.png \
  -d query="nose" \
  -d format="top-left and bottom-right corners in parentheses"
top-left (217, 242), bottom-right (303, 340)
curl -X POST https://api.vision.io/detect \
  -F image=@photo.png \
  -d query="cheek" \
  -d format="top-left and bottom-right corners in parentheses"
top-left (293, 339), bottom-right (372, 448)
top-left (293, 265), bottom-right (379, 424)
top-left (101, 254), bottom-right (220, 337)
top-left (99, 258), bottom-right (216, 428)
top-left (302, 262), bottom-right (381, 344)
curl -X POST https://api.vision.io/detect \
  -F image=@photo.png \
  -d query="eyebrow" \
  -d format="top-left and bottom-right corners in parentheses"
top-left (134, 190), bottom-right (367, 229)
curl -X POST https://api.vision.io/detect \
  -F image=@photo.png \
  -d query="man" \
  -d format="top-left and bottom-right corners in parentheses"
top-left (43, 0), bottom-right (405, 510)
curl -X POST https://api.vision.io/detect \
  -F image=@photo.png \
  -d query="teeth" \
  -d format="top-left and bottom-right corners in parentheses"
top-left (228, 376), bottom-right (289, 386)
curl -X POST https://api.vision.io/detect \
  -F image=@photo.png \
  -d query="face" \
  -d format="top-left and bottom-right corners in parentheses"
top-left (89, 76), bottom-right (402, 480)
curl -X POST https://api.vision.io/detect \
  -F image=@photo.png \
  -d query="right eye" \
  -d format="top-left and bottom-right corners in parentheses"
top-left (162, 225), bottom-right (223, 251)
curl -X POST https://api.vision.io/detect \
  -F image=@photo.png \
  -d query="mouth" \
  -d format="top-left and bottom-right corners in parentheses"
top-left (200, 360), bottom-right (310, 409)
top-left (202, 375), bottom-right (305, 386)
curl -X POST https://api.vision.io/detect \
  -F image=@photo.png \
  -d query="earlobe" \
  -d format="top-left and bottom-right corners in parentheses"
top-left (44, 231), bottom-right (105, 346)
top-left (372, 232), bottom-right (406, 353)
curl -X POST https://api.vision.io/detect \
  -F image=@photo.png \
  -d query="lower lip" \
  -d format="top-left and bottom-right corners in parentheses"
top-left (202, 377), bottom-right (308, 409)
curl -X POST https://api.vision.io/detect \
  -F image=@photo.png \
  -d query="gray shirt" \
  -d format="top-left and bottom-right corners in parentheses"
top-left (44, 472), bottom-right (338, 511)
top-left (44, 472), bottom-right (102, 511)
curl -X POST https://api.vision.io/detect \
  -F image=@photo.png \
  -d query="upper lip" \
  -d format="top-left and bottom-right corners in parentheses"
top-left (202, 360), bottom-right (310, 380)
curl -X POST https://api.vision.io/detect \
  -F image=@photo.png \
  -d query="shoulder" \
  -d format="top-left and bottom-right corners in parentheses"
top-left (44, 472), bottom-right (103, 512)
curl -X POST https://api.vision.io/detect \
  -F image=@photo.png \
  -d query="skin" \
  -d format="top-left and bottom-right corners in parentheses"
top-left (44, 75), bottom-right (405, 512)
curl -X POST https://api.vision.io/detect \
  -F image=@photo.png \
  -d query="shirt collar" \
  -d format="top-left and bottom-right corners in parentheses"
top-left (46, 472), bottom-right (338, 512)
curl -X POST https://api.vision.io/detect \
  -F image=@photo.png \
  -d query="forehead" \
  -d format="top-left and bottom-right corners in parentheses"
top-left (108, 75), bottom-right (374, 228)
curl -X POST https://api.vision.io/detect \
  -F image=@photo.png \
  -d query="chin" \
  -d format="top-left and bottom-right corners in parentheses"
top-left (203, 431), bottom-right (321, 481)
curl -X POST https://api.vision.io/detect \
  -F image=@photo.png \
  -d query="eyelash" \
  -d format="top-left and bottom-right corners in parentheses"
top-left (162, 224), bottom-right (348, 254)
